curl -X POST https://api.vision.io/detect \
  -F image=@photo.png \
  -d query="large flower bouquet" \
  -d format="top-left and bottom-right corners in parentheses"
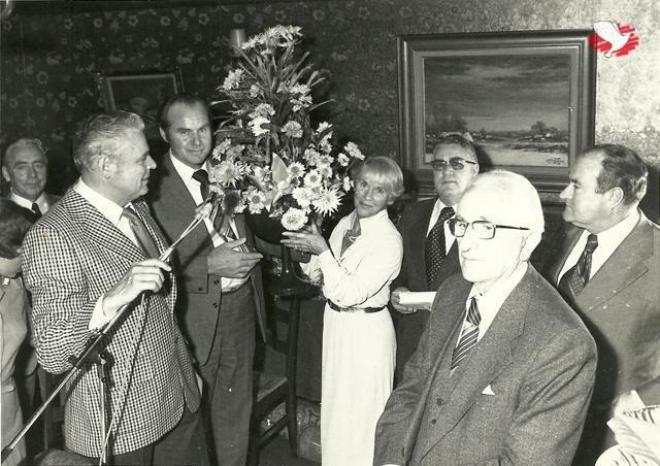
top-left (210, 25), bottom-right (364, 232)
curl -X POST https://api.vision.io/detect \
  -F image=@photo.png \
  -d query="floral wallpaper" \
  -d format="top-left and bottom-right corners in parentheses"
top-left (1, 0), bottom-right (659, 199)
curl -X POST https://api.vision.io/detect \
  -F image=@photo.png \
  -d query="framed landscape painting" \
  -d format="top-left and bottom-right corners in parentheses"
top-left (398, 30), bottom-right (596, 199)
top-left (97, 68), bottom-right (184, 141)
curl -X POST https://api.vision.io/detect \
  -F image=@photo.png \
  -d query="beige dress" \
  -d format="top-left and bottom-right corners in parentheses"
top-left (1, 276), bottom-right (28, 466)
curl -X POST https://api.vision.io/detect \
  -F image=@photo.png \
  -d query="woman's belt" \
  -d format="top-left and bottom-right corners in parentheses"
top-left (327, 300), bottom-right (383, 313)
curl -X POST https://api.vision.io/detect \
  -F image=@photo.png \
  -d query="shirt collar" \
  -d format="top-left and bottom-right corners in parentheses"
top-left (73, 178), bottom-right (127, 227)
top-left (589, 208), bottom-right (640, 245)
top-left (354, 209), bottom-right (389, 233)
top-left (469, 262), bottom-right (528, 330)
top-left (169, 151), bottom-right (208, 184)
top-left (9, 190), bottom-right (47, 210)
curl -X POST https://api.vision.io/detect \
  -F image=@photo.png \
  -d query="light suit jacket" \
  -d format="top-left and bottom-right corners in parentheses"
top-left (22, 189), bottom-right (199, 457)
top-left (374, 266), bottom-right (597, 466)
top-left (148, 154), bottom-right (266, 366)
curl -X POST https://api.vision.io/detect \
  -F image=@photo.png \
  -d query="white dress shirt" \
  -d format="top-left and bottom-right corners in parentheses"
top-left (169, 153), bottom-right (247, 291)
top-left (457, 262), bottom-right (528, 345)
top-left (426, 198), bottom-right (456, 255)
top-left (558, 209), bottom-right (640, 282)
top-left (10, 191), bottom-right (51, 215)
top-left (73, 179), bottom-right (141, 330)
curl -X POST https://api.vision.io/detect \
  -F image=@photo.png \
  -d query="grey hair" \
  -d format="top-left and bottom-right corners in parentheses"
top-left (73, 111), bottom-right (145, 173)
top-left (470, 170), bottom-right (545, 233)
top-left (3, 137), bottom-right (47, 167)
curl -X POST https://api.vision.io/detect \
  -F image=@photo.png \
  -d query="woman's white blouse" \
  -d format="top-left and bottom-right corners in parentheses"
top-left (303, 209), bottom-right (403, 308)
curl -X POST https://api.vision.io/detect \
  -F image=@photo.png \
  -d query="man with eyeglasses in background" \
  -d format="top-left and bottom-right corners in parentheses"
top-left (375, 170), bottom-right (597, 466)
top-left (389, 133), bottom-right (479, 385)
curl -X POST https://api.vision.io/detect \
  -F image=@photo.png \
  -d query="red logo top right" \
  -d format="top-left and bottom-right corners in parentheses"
top-left (590, 21), bottom-right (640, 58)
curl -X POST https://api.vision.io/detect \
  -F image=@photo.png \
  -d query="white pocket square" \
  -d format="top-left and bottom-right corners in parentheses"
top-left (482, 384), bottom-right (495, 396)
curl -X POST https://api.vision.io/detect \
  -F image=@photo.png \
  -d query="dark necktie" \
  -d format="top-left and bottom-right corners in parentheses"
top-left (122, 207), bottom-right (160, 258)
top-left (450, 297), bottom-right (481, 370)
top-left (32, 202), bottom-right (42, 218)
top-left (341, 216), bottom-right (361, 256)
top-left (192, 168), bottom-right (210, 202)
top-left (425, 206), bottom-right (455, 288)
top-left (558, 234), bottom-right (599, 298)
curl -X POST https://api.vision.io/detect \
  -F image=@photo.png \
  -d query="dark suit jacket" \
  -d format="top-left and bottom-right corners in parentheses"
top-left (393, 198), bottom-right (460, 293)
top-left (22, 189), bottom-right (199, 457)
top-left (148, 155), bottom-right (265, 366)
top-left (375, 266), bottom-right (597, 466)
top-left (548, 212), bottom-right (660, 462)
top-left (391, 198), bottom-right (461, 383)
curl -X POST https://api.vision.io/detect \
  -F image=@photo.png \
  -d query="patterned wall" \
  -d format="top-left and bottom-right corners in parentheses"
top-left (1, 0), bottom-right (659, 196)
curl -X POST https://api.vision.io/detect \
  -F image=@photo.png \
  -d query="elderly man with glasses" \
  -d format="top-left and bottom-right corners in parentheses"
top-left (389, 134), bottom-right (479, 385)
top-left (375, 170), bottom-right (597, 466)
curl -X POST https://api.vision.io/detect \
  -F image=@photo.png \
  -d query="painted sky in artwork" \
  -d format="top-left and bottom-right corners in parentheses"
top-left (424, 54), bottom-right (570, 132)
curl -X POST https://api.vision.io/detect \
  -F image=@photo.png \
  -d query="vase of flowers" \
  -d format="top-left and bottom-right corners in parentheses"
top-left (209, 25), bottom-right (363, 237)
top-left (210, 25), bottom-right (363, 293)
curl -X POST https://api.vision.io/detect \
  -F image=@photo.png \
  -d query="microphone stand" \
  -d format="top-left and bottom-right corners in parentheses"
top-left (1, 197), bottom-right (217, 464)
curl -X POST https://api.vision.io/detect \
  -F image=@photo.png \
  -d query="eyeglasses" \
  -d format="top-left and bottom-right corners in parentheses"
top-left (448, 218), bottom-right (530, 240)
top-left (430, 157), bottom-right (477, 171)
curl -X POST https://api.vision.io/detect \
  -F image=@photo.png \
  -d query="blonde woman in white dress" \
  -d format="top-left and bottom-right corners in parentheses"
top-left (283, 156), bottom-right (404, 466)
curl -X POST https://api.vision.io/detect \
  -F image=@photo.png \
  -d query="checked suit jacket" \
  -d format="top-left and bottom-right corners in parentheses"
top-left (147, 154), bottom-right (266, 367)
top-left (374, 266), bottom-right (597, 466)
top-left (22, 188), bottom-right (200, 458)
top-left (548, 211), bottom-right (660, 462)
top-left (391, 198), bottom-right (460, 382)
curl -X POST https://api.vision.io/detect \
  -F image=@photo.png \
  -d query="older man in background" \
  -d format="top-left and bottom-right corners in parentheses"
top-left (375, 170), bottom-right (597, 465)
top-left (2, 137), bottom-right (59, 217)
top-left (549, 144), bottom-right (660, 465)
top-left (390, 134), bottom-right (479, 384)
top-left (22, 112), bottom-right (206, 465)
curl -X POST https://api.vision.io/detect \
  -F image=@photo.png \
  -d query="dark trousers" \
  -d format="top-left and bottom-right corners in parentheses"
top-left (85, 406), bottom-right (208, 466)
top-left (200, 283), bottom-right (256, 466)
top-left (391, 308), bottom-right (429, 386)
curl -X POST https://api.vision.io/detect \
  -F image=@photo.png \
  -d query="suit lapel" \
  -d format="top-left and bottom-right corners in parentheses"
top-left (418, 269), bottom-right (530, 458)
top-left (409, 199), bottom-right (435, 288)
top-left (577, 214), bottom-right (653, 311)
top-left (66, 190), bottom-right (144, 264)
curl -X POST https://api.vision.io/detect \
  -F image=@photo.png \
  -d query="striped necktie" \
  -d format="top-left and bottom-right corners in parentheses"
top-left (122, 207), bottom-right (160, 258)
top-left (450, 297), bottom-right (481, 370)
top-left (558, 234), bottom-right (598, 298)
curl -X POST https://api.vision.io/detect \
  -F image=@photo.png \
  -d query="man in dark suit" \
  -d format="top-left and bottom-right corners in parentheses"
top-left (2, 137), bottom-right (60, 418)
top-left (375, 170), bottom-right (597, 465)
top-left (390, 134), bottom-right (479, 384)
top-left (2, 137), bottom-right (59, 216)
top-left (149, 94), bottom-right (265, 466)
top-left (22, 112), bottom-right (206, 464)
top-left (548, 144), bottom-right (660, 464)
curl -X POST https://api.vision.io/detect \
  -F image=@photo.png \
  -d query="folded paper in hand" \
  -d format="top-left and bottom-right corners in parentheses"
top-left (398, 292), bottom-right (436, 307)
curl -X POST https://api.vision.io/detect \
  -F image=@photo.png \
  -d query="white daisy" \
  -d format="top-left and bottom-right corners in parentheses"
top-left (209, 161), bottom-right (243, 186)
top-left (287, 162), bottom-right (305, 178)
top-left (247, 190), bottom-right (267, 214)
top-left (304, 170), bottom-right (323, 188)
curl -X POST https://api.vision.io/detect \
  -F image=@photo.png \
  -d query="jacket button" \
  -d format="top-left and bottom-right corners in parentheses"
top-left (431, 419), bottom-right (437, 425)
top-left (436, 397), bottom-right (444, 406)
top-left (213, 279), bottom-right (220, 285)
top-left (212, 303), bottom-right (218, 308)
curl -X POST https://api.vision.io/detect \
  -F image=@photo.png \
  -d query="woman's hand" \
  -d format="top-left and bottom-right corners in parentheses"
top-left (281, 223), bottom-right (329, 256)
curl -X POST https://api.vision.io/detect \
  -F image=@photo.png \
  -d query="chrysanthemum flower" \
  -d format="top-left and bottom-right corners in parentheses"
top-left (222, 69), bottom-right (244, 91)
top-left (313, 187), bottom-right (342, 216)
top-left (337, 152), bottom-right (350, 167)
top-left (249, 116), bottom-right (270, 136)
top-left (288, 162), bottom-right (305, 178)
top-left (345, 142), bottom-right (364, 160)
top-left (247, 190), bottom-right (267, 213)
top-left (293, 186), bottom-right (314, 208)
top-left (282, 120), bottom-right (303, 138)
top-left (249, 103), bottom-right (275, 119)
top-left (281, 207), bottom-right (308, 231)
top-left (209, 161), bottom-right (243, 186)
